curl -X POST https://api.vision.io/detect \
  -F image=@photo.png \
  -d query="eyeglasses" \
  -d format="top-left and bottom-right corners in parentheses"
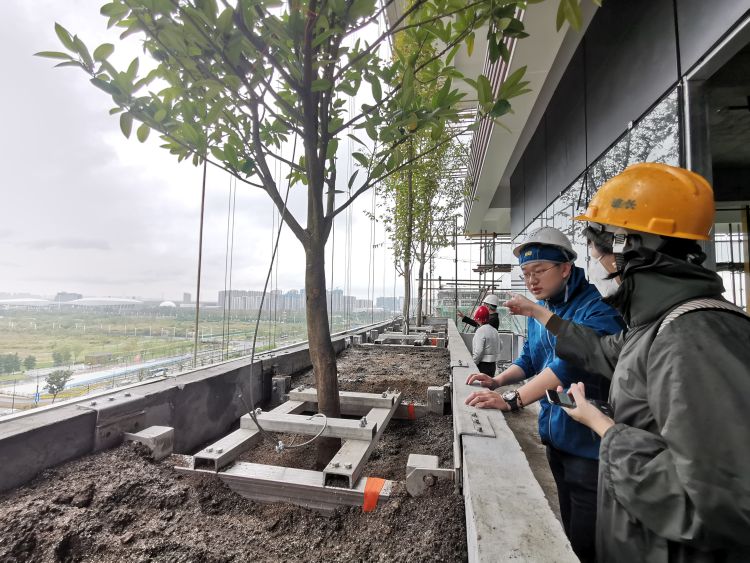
top-left (518, 264), bottom-right (561, 282)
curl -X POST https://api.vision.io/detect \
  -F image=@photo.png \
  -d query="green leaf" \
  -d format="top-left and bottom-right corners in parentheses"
top-left (154, 108), bottom-right (167, 122)
top-left (557, 0), bottom-right (582, 31)
top-left (348, 169), bottom-right (359, 190)
top-left (54, 23), bottom-right (76, 51)
top-left (93, 43), bottom-right (114, 62)
top-left (477, 74), bottom-right (492, 106)
top-left (120, 113), bottom-right (133, 138)
top-left (90, 77), bottom-right (120, 96)
top-left (466, 32), bottom-right (475, 57)
top-left (352, 152), bottom-right (369, 168)
top-left (311, 78), bottom-right (332, 92)
top-left (326, 139), bottom-right (339, 160)
top-left (72, 36), bottom-right (94, 70)
top-left (489, 99), bottom-right (511, 117)
top-left (136, 123), bottom-right (150, 143)
top-left (54, 60), bottom-right (84, 69)
top-left (34, 51), bottom-right (72, 60)
top-left (347, 133), bottom-right (367, 147)
top-left (370, 77), bottom-right (382, 102)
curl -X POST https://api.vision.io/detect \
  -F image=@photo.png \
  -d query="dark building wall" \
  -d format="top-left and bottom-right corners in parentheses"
top-left (509, 0), bottom-right (749, 237)
top-left (523, 120), bottom-right (548, 224)
top-left (584, 0), bottom-right (679, 165)
top-left (676, 0), bottom-right (750, 73)
top-left (545, 45), bottom-right (586, 200)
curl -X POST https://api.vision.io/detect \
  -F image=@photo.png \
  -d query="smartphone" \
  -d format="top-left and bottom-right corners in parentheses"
top-left (546, 389), bottom-right (615, 417)
top-left (546, 389), bottom-right (576, 408)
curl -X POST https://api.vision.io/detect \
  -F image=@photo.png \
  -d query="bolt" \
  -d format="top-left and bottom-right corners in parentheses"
top-left (216, 448), bottom-right (223, 454)
top-left (124, 393), bottom-right (131, 397)
top-left (359, 417), bottom-right (368, 427)
top-left (423, 475), bottom-right (436, 487)
top-left (90, 401), bottom-right (97, 406)
top-left (254, 408), bottom-right (262, 416)
top-left (345, 463), bottom-right (352, 469)
top-left (207, 447), bottom-right (214, 453)
top-left (470, 412), bottom-right (478, 418)
top-left (381, 392), bottom-right (387, 398)
top-left (108, 397), bottom-right (115, 402)
top-left (477, 426), bottom-right (483, 433)
top-left (332, 462), bottom-right (340, 468)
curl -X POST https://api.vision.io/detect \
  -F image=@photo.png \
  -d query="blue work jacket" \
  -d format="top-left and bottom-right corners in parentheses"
top-left (513, 266), bottom-right (624, 459)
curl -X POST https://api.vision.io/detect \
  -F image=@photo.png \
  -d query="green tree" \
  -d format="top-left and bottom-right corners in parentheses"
top-left (52, 348), bottom-right (72, 367)
top-left (38, 0), bottom-right (591, 461)
top-left (1, 354), bottom-right (22, 374)
top-left (45, 369), bottom-right (73, 403)
top-left (23, 355), bottom-right (37, 371)
top-left (379, 29), bottom-right (470, 329)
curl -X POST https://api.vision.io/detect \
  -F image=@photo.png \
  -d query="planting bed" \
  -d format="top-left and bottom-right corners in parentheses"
top-left (0, 346), bottom-right (466, 562)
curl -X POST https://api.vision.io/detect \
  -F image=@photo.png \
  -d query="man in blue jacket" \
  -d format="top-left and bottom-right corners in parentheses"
top-left (465, 226), bottom-right (624, 563)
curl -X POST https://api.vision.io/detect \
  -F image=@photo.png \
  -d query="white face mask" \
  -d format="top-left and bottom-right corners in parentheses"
top-left (588, 256), bottom-right (619, 297)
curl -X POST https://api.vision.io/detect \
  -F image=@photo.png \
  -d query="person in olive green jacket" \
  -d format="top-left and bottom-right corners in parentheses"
top-left (506, 163), bottom-right (750, 563)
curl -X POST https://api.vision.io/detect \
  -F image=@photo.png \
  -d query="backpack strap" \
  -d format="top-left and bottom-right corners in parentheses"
top-left (657, 298), bottom-right (748, 336)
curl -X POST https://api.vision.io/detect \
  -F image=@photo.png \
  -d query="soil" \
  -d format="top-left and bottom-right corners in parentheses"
top-left (0, 346), bottom-right (467, 563)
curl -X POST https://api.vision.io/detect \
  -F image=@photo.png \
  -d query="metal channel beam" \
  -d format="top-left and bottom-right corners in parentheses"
top-left (287, 388), bottom-right (397, 409)
top-left (175, 463), bottom-right (394, 515)
top-left (192, 428), bottom-right (261, 471)
top-left (324, 392), bottom-right (402, 488)
top-left (241, 412), bottom-right (376, 441)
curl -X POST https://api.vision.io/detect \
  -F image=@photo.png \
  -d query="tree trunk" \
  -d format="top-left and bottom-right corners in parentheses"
top-left (416, 241), bottom-right (426, 327)
top-left (402, 140), bottom-right (415, 335)
top-left (402, 257), bottom-right (411, 335)
top-left (304, 238), bottom-right (341, 467)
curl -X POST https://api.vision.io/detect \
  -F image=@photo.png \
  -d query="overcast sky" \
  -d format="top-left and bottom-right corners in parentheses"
top-left (0, 1), bottom-right (484, 303)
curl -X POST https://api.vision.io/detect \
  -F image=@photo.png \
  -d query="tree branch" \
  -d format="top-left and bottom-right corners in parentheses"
top-left (330, 127), bottom-right (469, 221)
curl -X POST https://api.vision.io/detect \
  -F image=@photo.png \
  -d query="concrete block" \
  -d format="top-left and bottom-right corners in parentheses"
top-left (407, 453), bottom-right (439, 472)
top-left (271, 376), bottom-right (291, 403)
top-left (369, 329), bottom-right (379, 343)
top-left (352, 335), bottom-right (364, 345)
top-left (124, 425), bottom-right (174, 461)
top-left (427, 386), bottom-right (445, 414)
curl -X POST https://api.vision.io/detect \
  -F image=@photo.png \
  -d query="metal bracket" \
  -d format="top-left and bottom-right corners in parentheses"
top-left (455, 409), bottom-right (496, 438)
top-left (405, 454), bottom-right (455, 496)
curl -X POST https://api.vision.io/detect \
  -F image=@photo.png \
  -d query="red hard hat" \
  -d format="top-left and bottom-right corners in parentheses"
top-left (473, 305), bottom-right (490, 324)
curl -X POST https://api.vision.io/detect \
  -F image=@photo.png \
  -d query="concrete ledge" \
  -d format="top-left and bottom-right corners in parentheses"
top-left (447, 321), bottom-right (576, 563)
top-left (0, 319), bottom-right (396, 493)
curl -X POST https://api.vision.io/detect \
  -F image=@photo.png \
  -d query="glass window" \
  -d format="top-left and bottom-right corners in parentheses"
top-left (589, 88), bottom-right (680, 193)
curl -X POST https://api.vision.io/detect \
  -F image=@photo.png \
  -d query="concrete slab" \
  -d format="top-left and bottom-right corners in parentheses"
top-left (447, 321), bottom-right (576, 563)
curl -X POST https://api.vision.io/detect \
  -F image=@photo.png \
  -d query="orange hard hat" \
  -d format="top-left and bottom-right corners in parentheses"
top-left (575, 163), bottom-right (715, 240)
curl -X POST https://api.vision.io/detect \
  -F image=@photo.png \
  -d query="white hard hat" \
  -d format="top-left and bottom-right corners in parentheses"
top-left (483, 294), bottom-right (500, 307)
top-left (513, 226), bottom-right (577, 261)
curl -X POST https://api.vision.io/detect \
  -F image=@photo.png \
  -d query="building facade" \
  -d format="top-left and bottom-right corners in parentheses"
top-left (462, 0), bottom-right (750, 310)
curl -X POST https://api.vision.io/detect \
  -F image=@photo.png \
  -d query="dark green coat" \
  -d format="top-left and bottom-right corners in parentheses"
top-left (547, 251), bottom-right (750, 563)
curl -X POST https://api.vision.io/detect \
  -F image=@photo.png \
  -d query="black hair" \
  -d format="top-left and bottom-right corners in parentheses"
top-left (583, 226), bottom-right (613, 255)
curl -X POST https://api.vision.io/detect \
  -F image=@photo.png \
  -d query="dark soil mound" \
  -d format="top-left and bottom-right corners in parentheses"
top-left (0, 345), bottom-right (465, 562)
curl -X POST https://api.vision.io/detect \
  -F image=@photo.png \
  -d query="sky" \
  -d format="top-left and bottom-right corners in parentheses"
top-left (0, 1), bottom-right (482, 303)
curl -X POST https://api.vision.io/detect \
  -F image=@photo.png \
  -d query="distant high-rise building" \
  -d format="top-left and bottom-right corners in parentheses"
top-left (183, 292), bottom-right (191, 304)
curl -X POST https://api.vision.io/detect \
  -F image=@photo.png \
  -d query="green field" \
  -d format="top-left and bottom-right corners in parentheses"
top-left (0, 306), bottom-right (383, 378)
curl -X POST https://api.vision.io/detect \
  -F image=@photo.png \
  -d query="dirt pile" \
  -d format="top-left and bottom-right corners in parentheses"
top-left (0, 345), bottom-right (466, 562)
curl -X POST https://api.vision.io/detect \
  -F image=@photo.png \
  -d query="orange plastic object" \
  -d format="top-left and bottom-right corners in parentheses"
top-left (363, 477), bottom-right (386, 512)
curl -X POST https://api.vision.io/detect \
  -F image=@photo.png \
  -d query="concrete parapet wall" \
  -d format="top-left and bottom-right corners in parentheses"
top-left (447, 321), bottom-right (576, 562)
top-left (0, 320), bottom-right (393, 493)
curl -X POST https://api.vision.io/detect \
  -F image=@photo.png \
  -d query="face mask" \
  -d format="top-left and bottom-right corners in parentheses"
top-left (588, 256), bottom-right (619, 297)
